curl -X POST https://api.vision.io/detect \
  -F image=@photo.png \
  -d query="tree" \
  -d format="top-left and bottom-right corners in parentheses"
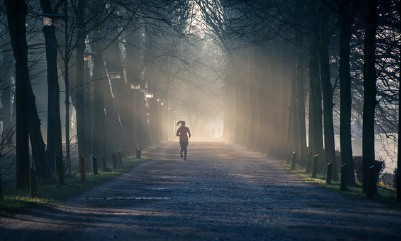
top-left (0, 22), bottom-right (14, 133)
top-left (338, 0), bottom-right (360, 186)
top-left (319, 2), bottom-right (338, 180)
top-left (362, 0), bottom-right (378, 194)
top-left (5, 0), bottom-right (52, 187)
top-left (4, 0), bottom-right (30, 188)
top-left (396, 0), bottom-right (401, 201)
top-left (75, 0), bottom-right (87, 159)
top-left (295, 35), bottom-right (307, 166)
top-left (309, 7), bottom-right (324, 168)
top-left (40, 0), bottom-right (63, 176)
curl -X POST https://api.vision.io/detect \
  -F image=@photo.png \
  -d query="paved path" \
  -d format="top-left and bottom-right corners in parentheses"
top-left (1, 140), bottom-right (401, 241)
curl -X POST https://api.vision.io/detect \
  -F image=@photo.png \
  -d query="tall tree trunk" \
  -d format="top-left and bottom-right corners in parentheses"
top-left (228, 61), bottom-right (237, 143)
top-left (52, 1), bottom-right (74, 174)
top-left (264, 49), bottom-right (276, 155)
top-left (125, 31), bottom-right (143, 148)
top-left (26, 83), bottom-right (52, 182)
top-left (362, 0), bottom-right (378, 193)
top-left (295, 36), bottom-right (307, 166)
top-left (92, 39), bottom-right (107, 161)
top-left (5, 0), bottom-right (52, 186)
top-left (254, 47), bottom-right (264, 152)
top-left (319, 3), bottom-right (338, 181)
top-left (289, 76), bottom-right (298, 155)
top-left (244, 50), bottom-right (253, 148)
top-left (0, 28), bottom-right (14, 132)
top-left (41, 0), bottom-right (63, 172)
top-left (0, 53), bottom-right (13, 132)
top-left (276, 54), bottom-right (292, 158)
top-left (396, 0), bottom-right (401, 202)
top-left (104, 39), bottom-right (129, 153)
top-left (338, 1), bottom-right (358, 186)
top-left (5, 0), bottom-right (30, 188)
top-left (248, 46), bottom-right (259, 149)
top-left (75, 0), bottom-right (87, 159)
top-left (309, 28), bottom-right (324, 166)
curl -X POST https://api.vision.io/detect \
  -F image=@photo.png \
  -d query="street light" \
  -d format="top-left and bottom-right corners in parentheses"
top-left (43, 17), bottom-right (53, 26)
top-left (130, 83), bottom-right (141, 90)
top-left (39, 13), bottom-right (64, 27)
top-left (131, 83), bottom-right (141, 153)
top-left (84, 51), bottom-right (94, 61)
top-left (109, 72), bottom-right (122, 80)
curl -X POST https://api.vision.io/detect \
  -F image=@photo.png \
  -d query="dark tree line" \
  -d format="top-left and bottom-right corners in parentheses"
top-left (0, 0), bottom-right (400, 201)
top-left (198, 0), bottom-right (400, 197)
top-left (1, 0), bottom-right (198, 188)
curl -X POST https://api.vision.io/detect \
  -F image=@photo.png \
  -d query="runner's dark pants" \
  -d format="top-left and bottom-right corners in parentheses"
top-left (180, 140), bottom-right (188, 156)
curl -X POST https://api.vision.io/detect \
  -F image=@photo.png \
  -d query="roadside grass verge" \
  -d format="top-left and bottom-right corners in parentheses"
top-left (0, 156), bottom-right (145, 215)
top-left (287, 163), bottom-right (401, 209)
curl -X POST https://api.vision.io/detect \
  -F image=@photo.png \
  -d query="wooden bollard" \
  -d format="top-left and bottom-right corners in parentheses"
top-left (341, 163), bottom-right (347, 191)
top-left (312, 154), bottom-right (319, 178)
top-left (102, 156), bottom-right (108, 171)
top-left (367, 164), bottom-right (375, 198)
top-left (136, 146), bottom-right (142, 159)
top-left (92, 156), bottom-right (98, 175)
top-left (117, 152), bottom-right (122, 166)
top-left (326, 162), bottom-right (333, 184)
top-left (29, 168), bottom-right (37, 198)
top-left (112, 153), bottom-right (117, 170)
top-left (56, 155), bottom-right (65, 185)
top-left (80, 156), bottom-right (86, 182)
top-left (306, 151), bottom-right (312, 173)
top-left (291, 152), bottom-right (296, 170)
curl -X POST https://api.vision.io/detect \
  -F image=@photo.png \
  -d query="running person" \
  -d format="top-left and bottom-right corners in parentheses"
top-left (176, 121), bottom-right (191, 160)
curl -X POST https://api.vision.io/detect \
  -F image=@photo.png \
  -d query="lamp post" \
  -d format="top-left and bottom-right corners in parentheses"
top-left (156, 98), bottom-right (164, 142)
top-left (160, 102), bottom-right (167, 141)
top-left (131, 84), bottom-right (140, 90)
top-left (146, 93), bottom-right (159, 144)
top-left (109, 72), bottom-right (122, 80)
top-left (84, 51), bottom-right (94, 62)
top-left (131, 83), bottom-right (141, 153)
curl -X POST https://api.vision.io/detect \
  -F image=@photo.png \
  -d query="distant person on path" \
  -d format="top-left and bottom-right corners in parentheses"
top-left (176, 120), bottom-right (191, 160)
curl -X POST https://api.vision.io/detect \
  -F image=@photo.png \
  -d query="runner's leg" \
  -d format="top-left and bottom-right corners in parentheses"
top-left (183, 141), bottom-right (188, 161)
top-left (180, 141), bottom-right (184, 157)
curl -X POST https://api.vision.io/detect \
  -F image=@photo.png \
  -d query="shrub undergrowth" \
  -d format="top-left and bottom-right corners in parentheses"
top-left (0, 156), bottom-right (145, 215)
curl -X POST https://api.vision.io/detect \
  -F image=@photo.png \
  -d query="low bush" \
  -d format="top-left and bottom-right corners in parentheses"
top-left (353, 156), bottom-right (385, 185)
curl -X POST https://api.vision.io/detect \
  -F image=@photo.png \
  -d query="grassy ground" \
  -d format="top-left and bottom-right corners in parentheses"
top-left (0, 155), bottom-right (147, 215)
top-left (287, 163), bottom-right (401, 209)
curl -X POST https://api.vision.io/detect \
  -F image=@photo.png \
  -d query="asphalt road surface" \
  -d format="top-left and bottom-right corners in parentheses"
top-left (1, 140), bottom-right (401, 241)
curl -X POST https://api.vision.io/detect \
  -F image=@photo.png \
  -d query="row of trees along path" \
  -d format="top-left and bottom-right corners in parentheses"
top-left (2, 0), bottom-right (401, 201)
top-left (1, 140), bottom-right (401, 241)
